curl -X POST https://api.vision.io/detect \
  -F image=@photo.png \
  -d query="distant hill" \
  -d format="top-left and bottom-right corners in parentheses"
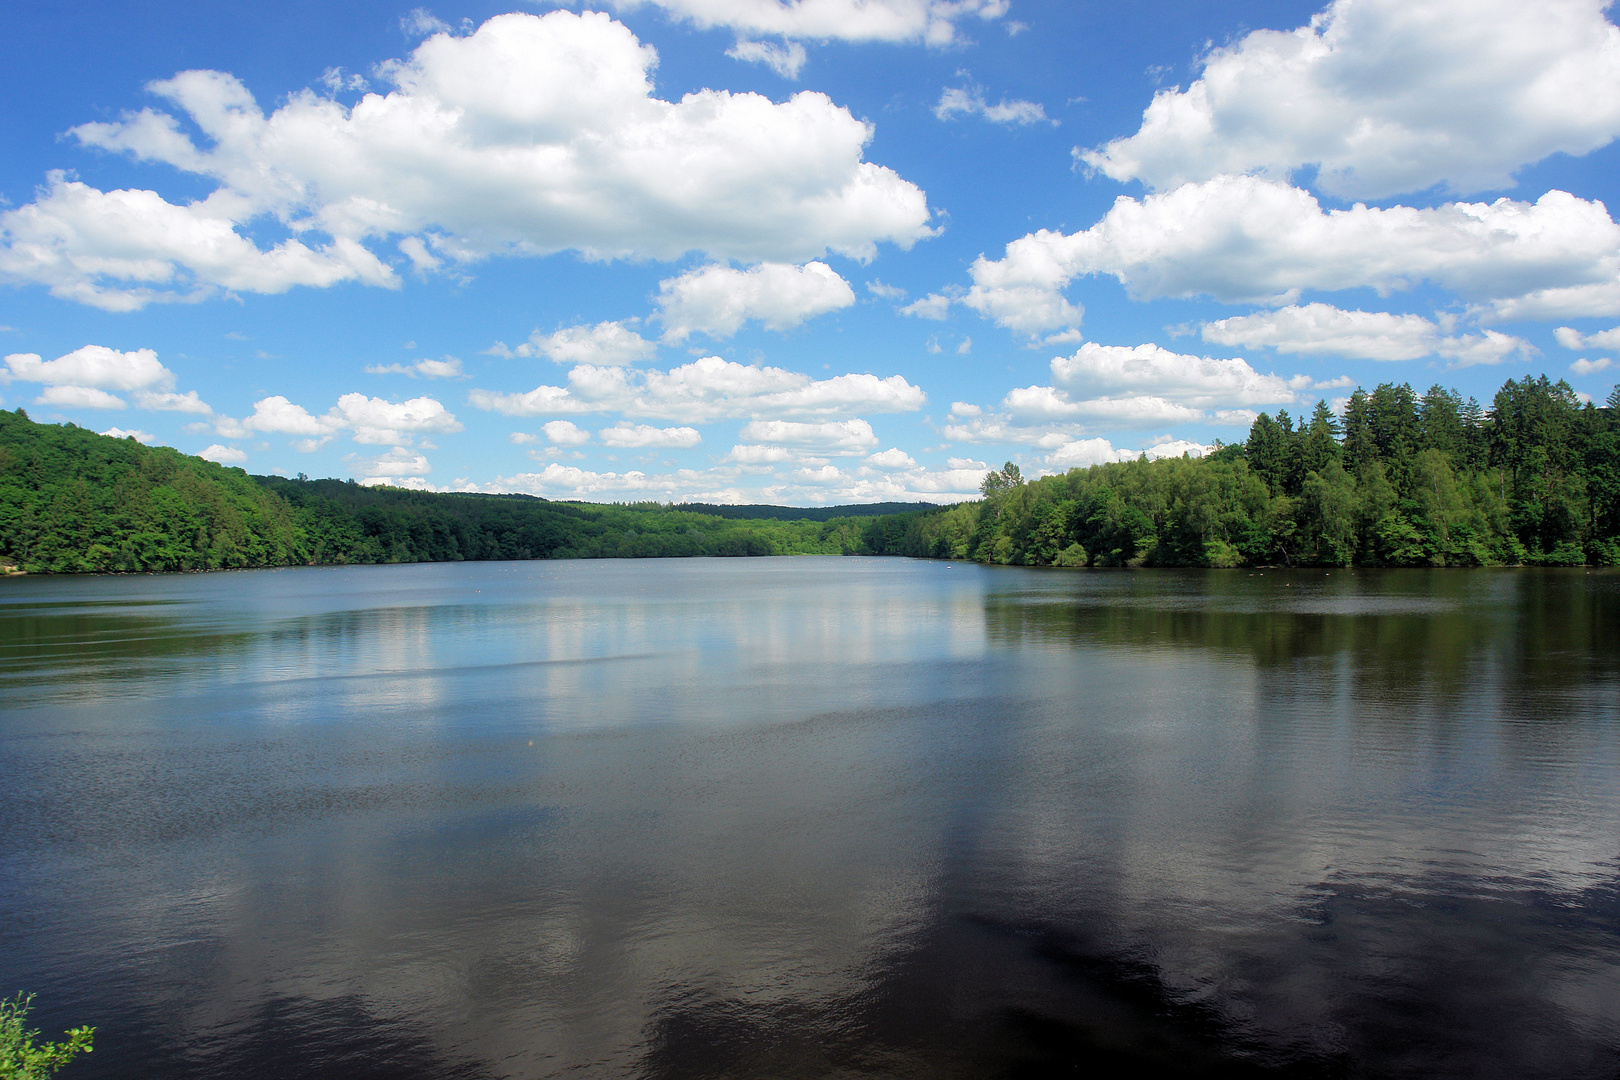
top-left (0, 411), bottom-right (885, 573)
top-left (669, 501), bottom-right (938, 522)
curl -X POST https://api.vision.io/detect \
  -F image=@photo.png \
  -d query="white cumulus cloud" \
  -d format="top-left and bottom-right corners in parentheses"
top-left (865, 447), bottom-right (917, 469)
top-left (4, 345), bottom-right (173, 392)
top-left (1201, 303), bottom-right (1536, 365)
top-left (35, 385), bottom-right (127, 410)
top-left (330, 393), bottom-right (463, 445)
top-left (658, 262), bottom-right (856, 340)
top-left (198, 443), bottom-right (247, 464)
top-left (1079, 0), bottom-right (1620, 200)
top-left (543, 419), bottom-right (591, 446)
top-left (1042, 437), bottom-right (1209, 470)
top-left (469, 355), bottom-right (924, 423)
top-left (215, 392), bottom-right (460, 446)
top-left (352, 445), bottom-right (433, 481)
top-left (726, 39), bottom-right (807, 78)
top-left (1050, 342), bottom-right (1311, 407)
top-left (6, 11), bottom-right (933, 311)
top-left (935, 86), bottom-right (1053, 126)
top-left (1555, 325), bottom-right (1620, 350)
top-left (598, 422), bottom-right (702, 448)
top-left (737, 418), bottom-right (877, 452)
top-left (502, 322), bottom-right (659, 366)
top-left (956, 177), bottom-right (1620, 331)
top-left (941, 341), bottom-right (1307, 445)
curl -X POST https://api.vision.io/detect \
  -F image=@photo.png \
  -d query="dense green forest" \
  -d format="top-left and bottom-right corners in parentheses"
top-left (3, 373), bottom-right (1617, 573)
top-left (862, 376), bottom-right (1620, 568)
top-left (0, 409), bottom-right (877, 572)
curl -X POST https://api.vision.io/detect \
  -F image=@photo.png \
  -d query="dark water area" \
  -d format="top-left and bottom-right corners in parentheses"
top-left (1, 558), bottom-right (1617, 1079)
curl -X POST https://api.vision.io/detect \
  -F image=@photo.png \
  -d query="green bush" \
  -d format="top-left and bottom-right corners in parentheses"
top-left (0, 995), bottom-right (93, 1079)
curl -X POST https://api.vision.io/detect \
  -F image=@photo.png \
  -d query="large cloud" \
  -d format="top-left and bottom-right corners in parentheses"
top-left (657, 261), bottom-right (855, 340)
top-left (1201, 303), bottom-right (1535, 365)
top-left (469, 355), bottom-right (925, 422)
top-left (216, 392), bottom-right (461, 446)
top-left (5, 345), bottom-right (171, 392)
top-left (5, 11), bottom-right (933, 311)
top-left (941, 342), bottom-right (1316, 443)
top-left (0, 178), bottom-right (397, 311)
top-left (1079, 0), bottom-right (1620, 200)
top-left (953, 177), bottom-right (1620, 332)
top-left (1049, 343), bottom-right (1311, 406)
top-left (3, 344), bottom-right (214, 412)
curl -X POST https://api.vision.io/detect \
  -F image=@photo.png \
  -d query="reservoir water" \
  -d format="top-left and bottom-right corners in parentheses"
top-left (1, 558), bottom-right (1617, 1079)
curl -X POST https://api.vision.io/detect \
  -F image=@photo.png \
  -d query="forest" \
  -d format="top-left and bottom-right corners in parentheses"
top-left (2, 373), bottom-right (1617, 574)
top-left (0, 409), bottom-right (874, 573)
top-left (862, 376), bottom-right (1620, 568)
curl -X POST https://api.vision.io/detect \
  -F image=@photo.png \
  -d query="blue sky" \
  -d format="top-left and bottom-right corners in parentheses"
top-left (4, 0), bottom-right (1620, 503)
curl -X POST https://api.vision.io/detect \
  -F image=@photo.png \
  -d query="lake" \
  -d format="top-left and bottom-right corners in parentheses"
top-left (1, 558), bottom-right (1617, 1079)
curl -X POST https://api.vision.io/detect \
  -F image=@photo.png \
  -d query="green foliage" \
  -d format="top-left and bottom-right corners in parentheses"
top-left (0, 410), bottom-right (884, 572)
top-left (862, 375), bottom-right (1620, 568)
top-left (4, 371), bottom-right (1617, 574)
top-left (0, 995), bottom-right (93, 1079)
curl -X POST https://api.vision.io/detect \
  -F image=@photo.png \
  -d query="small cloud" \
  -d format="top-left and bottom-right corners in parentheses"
top-left (136, 389), bottom-right (213, 414)
top-left (510, 431), bottom-right (539, 444)
top-left (1556, 325), bottom-right (1620, 350)
top-left (956, 337), bottom-right (972, 355)
top-left (100, 427), bottom-right (153, 443)
top-left (401, 7), bottom-right (450, 37)
top-left (399, 235), bottom-right (442, 272)
top-left (199, 444), bottom-right (247, 464)
top-left (901, 294), bottom-right (952, 320)
top-left (867, 280), bottom-right (907, 300)
top-left (543, 419), bottom-right (590, 446)
top-left (727, 39), bottom-right (807, 78)
top-left (223, 331), bottom-right (248, 341)
top-left (320, 67), bottom-right (369, 93)
top-left (366, 356), bottom-right (467, 379)
top-left (935, 84), bottom-right (1055, 126)
top-left (502, 321), bottom-right (658, 366)
top-left (1571, 357), bottom-right (1613, 375)
top-left (599, 422), bottom-right (702, 449)
top-left (866, 447), bottom-right (917, 469)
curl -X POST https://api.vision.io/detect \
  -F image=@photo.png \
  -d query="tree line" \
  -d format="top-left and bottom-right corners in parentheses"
top-left (0, 409), bottom-right (873, 573)
top-left (3, 372), bottom-right (1617, 574)
top-left (862, 376), bottom-right (1620, 568)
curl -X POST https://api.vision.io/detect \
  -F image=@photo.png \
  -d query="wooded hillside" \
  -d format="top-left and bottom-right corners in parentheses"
top-left (862, 376), bottom-right (1620, 568)
top-left (0, 410), bottom-right (874, 572)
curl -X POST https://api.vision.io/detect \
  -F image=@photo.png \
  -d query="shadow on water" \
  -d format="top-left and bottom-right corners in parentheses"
top-left (635, 878), bottom-right (1620, 1080)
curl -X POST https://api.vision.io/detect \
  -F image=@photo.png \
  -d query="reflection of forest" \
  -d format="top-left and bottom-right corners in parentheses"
top-left (982, 569), bottom-right (1620, 717)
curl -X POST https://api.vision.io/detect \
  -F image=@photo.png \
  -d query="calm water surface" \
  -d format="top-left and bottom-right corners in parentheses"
top-left (1, 558), bottom-right (1617, 1079)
